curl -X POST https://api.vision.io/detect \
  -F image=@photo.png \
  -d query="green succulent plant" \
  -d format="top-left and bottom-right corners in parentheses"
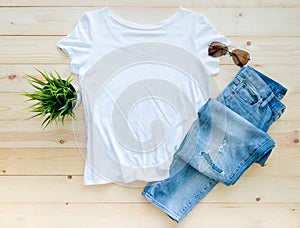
top-left (23, 69), bottom-right (79, 129)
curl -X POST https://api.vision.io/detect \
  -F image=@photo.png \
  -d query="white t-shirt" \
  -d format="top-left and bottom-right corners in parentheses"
top-left (57, 6), bottom-right (229, 185)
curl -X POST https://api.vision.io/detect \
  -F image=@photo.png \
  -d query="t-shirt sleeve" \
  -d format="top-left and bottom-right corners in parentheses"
top-left (57, 13), bottom-right (93, 75)
top-left (193, 13), bottom-right (230, 75)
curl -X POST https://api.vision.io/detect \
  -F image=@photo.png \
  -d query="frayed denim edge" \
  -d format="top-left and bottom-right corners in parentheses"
top-left (142, 178), bottom-right (217, 223)
top-left (142, 191), bottom-right (181, 223)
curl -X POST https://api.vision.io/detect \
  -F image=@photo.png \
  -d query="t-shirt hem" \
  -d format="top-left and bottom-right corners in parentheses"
top-left (82, 173), bottom-right (171, 186)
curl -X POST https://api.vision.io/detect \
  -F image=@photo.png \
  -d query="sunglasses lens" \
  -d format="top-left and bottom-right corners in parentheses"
top-left (208, 42), bottom-right (228, 57)
top-left (231, 49), bottom-right (250, 67)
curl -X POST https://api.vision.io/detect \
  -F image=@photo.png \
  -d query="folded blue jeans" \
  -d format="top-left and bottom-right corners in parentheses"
top-left (142, 66), bottom-right (287, 222)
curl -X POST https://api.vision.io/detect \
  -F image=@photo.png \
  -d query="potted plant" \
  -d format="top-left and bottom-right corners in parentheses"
top-left (22, 69), bottom-right (81, 129)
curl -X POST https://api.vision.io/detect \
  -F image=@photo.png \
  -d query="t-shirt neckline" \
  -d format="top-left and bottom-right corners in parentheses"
top-left (104, 6), bottom-right (183, 30)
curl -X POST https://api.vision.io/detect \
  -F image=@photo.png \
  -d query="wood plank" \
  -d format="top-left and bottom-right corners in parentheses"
top-left (0, 119), bottom-right (298, 149)
top-left (0, 176), bottom-right (143, 203)
top-left (268, 121), bottom-right (300, 149)
top-left (0, 0), bottom-right (299, 7)
top-left (0, 148), bottom-right (298, 177)
top-left (248, 148), bottom-right (300, 177)
top-left (0, 36), bottom-right (65, 64)
top-left (267, 121), bottom-right (300, 144)
top-left (0, 91), bottom-right (296, 120)
top-left (0, 65), bottom-right (73, 93)
top-left (0, 118), bottom-right (298, 149)
top-left (214, 65), bottom-right (297, 92)
top-left (0, 203), bottom-right (298, 228)
top-left (0, 64), bottom-right (298, 93)
top-left (0, 148), bottom-right (84, 175)
top-left (0, 175), bottom-right (299, 203)
top-left (217, 147), bottom-right (300, 178)
top-left (0, 7), bottom-right (299, 36)
top-left (0, 92), bottom-right (85, 120)
top-left (0, 120), bottom-right (86, 148)
top-left (0, 0), bottom-right (298, 227)
top-left (0, 36), bottom-right (299, 65)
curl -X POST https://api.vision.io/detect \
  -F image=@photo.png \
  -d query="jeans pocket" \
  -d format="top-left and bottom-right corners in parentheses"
top-left (235, 80), bottom-right (263, 107)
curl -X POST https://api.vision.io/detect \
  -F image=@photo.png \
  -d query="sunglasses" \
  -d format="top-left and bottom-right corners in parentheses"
top-left (208, 41), bottom-right (251, 67)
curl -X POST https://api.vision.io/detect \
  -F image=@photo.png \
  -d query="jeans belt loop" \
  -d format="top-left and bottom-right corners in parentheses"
top-left (232, 77), bottom-right (240, 85)
top-left (259, 93), bottom-right (275, 109)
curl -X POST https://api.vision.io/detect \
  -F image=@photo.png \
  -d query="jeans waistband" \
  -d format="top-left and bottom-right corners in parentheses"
top-left (221, 65), bottom-right (287, 109)
top-left (249, 67), bottom-right (287, 100)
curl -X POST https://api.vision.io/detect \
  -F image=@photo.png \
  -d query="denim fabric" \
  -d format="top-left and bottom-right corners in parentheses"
top-left (217, 66), bottom-right (286, 132)
top-left (177, 98), bottom-right (275, 186)
top-left (142, 66), bottom-right (287, 222)
top-left (216, 66), bottom-right (287, 165)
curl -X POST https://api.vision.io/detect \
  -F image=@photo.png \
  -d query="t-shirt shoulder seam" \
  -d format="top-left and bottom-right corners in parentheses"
top-left (84, 7), bottom-right (108, 16)
top-left (181, 7), bottom-right (205, 17)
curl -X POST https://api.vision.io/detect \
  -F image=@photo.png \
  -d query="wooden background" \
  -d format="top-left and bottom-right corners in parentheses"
top-left (0, 0), bottom-right (299, 227)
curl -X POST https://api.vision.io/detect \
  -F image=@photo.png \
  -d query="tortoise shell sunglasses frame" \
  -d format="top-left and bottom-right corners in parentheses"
top-left (208, 41), bottom-right (251, 67)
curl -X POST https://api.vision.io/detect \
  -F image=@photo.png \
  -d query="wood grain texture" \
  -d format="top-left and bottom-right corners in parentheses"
top-left (0, 0), bottom-right (299, 7)
top-left (0, 148), bottom-right (298, 177)
top-left (0, 36), bottom-right (299, 65)
top-left (1, 64), bottom-right (298, 93)
top-left (0, 120), bottom-right (86, 148)
top-left (0, 92), bottom-right (296, 121)
top-left (0, 118), bottom-right (298, 149)
top-left (0, 203), bottom-right (298, 228)
top-left (0, 148), bottom-right (84, 175)
top-left (0, 175), bottom-right (299, 203)
top-left (0, 0), bottom-right (299, 227)
top-left (0, 7), bottom-right (299, 36)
